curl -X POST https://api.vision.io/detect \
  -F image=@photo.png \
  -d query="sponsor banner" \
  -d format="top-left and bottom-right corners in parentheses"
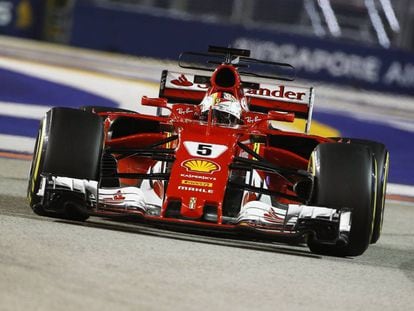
top-left (165, 71), bottom-right (312, 105)
top-left (70, 2), bottom-right (414, 95)
top-left (233, 37), bottom-right (414, 97)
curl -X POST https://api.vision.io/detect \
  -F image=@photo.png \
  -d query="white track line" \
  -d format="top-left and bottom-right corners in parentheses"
top-left (387, 183), bottom-right (414, 196)
top-left (0, 134), bottom-right (35, 153)
top-left (0, 102), bottom-right (50, 120)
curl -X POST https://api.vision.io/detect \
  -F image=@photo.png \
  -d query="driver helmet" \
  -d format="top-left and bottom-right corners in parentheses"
top-left (199, 92), bottom-right (243, 125)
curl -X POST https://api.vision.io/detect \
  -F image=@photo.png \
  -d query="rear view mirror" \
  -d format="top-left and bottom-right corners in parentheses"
top-left (141, 96), bottom-right (168, 108)
top-left (267, 110), bottom-right (295, 122)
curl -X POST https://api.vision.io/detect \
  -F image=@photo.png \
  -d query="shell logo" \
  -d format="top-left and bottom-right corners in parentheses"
top-left (182, 159), bottom-right (220, 174)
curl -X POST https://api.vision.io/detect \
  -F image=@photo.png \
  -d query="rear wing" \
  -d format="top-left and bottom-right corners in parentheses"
top-left (159, 70), bottom-right (315, 133)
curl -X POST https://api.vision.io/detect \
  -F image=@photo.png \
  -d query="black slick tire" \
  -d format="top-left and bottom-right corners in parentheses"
top-left (307, 143), bottom-right (376, 257)
top-left (27, 107), bottom-right (104, 221)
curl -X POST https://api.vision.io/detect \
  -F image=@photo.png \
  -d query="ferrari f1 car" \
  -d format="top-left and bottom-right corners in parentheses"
top-left (27, 46), bottom-right (389, 257)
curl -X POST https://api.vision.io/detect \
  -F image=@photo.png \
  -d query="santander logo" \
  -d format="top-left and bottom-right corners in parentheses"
top-left (171, 74), bottom-right (193, 87)
top-left (246, 86), bottom-right (306, 101)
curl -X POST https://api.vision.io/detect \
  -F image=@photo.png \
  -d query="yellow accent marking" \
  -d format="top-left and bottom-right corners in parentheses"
top-left (31, 119), bottom-right (46, 194)
top-left (292, 119), bottom-right (340, 137)
top-left (370, 158), bottom-right (378, 239)
top-left (165, 132), bottom-right (172, 149)
top-left (253, 142), bottom-right (261, 160)
top-left (308, 151), bottom-right (316, 176)
top-left (212, 93), bottom-right (219, 105)
top-left (379, 153), bottom-right (390, 233)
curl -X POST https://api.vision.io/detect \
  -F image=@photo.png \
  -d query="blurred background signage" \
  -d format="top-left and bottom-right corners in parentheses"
top-left (0, 0), bottom-right (42, 37)
top-left (1, 0), bottom-right (414, 95)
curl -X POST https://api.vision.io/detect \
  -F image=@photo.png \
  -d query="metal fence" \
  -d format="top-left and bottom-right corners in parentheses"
top-left (87, 0), bottom-right (414, 51)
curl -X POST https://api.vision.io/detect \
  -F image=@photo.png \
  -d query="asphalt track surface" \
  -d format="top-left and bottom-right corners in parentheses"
top-left (1, 157), bottom-right (414, 311)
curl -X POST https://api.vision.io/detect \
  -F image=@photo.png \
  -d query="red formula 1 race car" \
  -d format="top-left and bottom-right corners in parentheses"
top-left (27, 46), bottom-right (389, 257)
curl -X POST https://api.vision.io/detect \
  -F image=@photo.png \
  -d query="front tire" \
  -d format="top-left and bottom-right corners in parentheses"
top-left (27, 108), bottom-right (104, 221)
top-left (307, 143), bottom-right (376, 257)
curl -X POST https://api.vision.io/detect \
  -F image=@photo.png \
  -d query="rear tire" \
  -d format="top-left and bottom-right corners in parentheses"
top-left (341, 139), bottom-right (389, 244)
top-left (307, 143), bottom-right (376, 257)
top-left (27, 108), bottom-right (104, 221)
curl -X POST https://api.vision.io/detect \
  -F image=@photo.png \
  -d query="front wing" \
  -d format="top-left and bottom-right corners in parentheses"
top-left (36, 175), bottom-right (351, 245)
